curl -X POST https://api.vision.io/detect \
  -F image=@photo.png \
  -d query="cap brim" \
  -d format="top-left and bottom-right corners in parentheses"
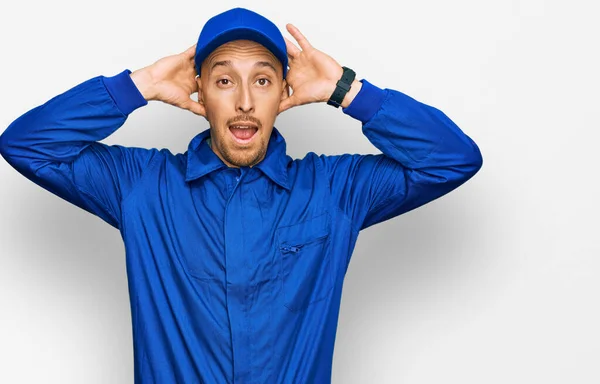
top-left (196, 27), bottom-right (287, 78)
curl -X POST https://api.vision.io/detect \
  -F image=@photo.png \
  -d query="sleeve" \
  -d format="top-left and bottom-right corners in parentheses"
top-left (0, 69), bottom-right (161, 230)
top-left (318, 79), bottom-right (483, 231)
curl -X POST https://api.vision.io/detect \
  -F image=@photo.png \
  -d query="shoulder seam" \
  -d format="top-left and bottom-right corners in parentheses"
top-left (313, 153), bottom-right (362, 234)
top-left (74, 183), bottom-right (120, 229)
top-left (119, 148), bottom-right (164, 226)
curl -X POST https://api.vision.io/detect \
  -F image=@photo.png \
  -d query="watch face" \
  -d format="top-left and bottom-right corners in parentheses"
top-left (341, 67), bottom-right (356, 82)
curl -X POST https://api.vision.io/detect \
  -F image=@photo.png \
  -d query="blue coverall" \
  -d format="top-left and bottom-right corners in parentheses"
top-left (0, 68), bottom-right (483, 383)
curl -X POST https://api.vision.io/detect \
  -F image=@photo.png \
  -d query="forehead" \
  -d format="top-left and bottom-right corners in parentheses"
top-left (204, 40), bottom-right (279, 72)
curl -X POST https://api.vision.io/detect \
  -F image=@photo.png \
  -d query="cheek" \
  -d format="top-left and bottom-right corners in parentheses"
top-left (203, 99), bottom-right (228, 128)
top-left (266, 96), bottom-right (282, 118)
top-left (254, 93), bottom-right (280, 115)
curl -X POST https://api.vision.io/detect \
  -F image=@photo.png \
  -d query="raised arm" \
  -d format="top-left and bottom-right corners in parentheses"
top-left (0, 44), bottom-right (204, 229)
top-left (278, 23), bottom-right (483, 231)
top-left (319, 79), bottom-right (482, 231)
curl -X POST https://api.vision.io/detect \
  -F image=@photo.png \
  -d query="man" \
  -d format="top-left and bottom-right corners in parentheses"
top-left (0, 6), bottom-right (482, 384)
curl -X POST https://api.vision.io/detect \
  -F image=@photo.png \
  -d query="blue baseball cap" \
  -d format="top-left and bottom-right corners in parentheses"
top-left (194, 7), bottom-right (288, 79)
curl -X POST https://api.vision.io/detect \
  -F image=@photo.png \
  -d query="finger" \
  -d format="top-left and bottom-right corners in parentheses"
top-left (185, 43), bottom-right (197, 57)
top-left (278, 95), bottom-right (296, 114)
top-left (284, 36), bottom-right (301, 60)
top-left (190, 78), bottom-right (199, 94)
top-left (183, 99), bottom-right (206, 117)
top-left (286, 24), bottom-right (311, 51)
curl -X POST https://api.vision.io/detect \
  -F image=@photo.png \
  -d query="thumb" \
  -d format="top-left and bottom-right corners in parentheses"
top-left (278, 95), bottom-right (297, 114)
top-left (182, 99), bottom-right (206, 117)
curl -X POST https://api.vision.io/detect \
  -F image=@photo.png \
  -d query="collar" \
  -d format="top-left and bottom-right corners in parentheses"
top-left (185, 126), bottom-right (291, 191)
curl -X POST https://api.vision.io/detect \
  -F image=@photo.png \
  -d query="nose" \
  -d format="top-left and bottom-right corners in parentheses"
top-left (235, 82), bottom-right (254, 114)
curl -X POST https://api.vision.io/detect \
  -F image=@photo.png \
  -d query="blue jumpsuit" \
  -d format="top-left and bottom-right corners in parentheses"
top-left (0, 69), bottom-right (482, 383)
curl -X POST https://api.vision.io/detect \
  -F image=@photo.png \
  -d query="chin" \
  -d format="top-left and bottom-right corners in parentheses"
top-left (227, 152), bottom-right (264, 167)
top-left (221, 141), bottom-right (267, 168)
top-left (211, 125), bottom-right (269, 167)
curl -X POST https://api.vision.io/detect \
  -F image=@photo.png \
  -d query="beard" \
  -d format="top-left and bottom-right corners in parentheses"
top-left (210, 128), bottom-right (268, 167)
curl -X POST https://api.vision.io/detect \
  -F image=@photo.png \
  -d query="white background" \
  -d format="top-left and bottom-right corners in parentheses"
top-left (1, 0), bottom-right (599, 383)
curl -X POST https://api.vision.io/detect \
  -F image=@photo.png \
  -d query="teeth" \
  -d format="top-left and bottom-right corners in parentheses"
top-left (231, 125), bottom-right (254, 129)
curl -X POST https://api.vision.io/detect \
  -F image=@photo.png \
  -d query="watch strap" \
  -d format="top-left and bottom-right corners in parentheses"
top-left (327, 66), bottom-right (356, 108)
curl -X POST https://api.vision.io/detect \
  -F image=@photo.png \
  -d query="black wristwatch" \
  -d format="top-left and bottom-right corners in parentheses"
top-left (327, 66), bottom-right (356, 108)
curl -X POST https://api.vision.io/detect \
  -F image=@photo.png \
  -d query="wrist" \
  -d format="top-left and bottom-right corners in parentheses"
top-left (340, 79), bottom-right (362, 109)
top-left (325, 66), bottom-right (361, 109)
top-left (130, 67), bottom-right (157, 101)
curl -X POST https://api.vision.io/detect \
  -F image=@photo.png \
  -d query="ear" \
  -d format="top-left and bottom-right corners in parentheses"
top-left (196, 75), bottom-right (204, 104)
top-left (195, 75), bottom-right (208, 118)
top-left (280, 79), bottom-right (290, 101)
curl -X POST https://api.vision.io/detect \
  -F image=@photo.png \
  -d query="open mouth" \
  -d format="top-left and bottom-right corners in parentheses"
top-left (229, 123), bottom-right (258, 144)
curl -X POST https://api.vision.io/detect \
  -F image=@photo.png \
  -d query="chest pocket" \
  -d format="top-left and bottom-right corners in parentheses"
top-left (276, 212), bottom-right (333, 312)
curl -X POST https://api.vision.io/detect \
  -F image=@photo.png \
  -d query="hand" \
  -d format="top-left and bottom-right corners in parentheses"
top-left (130, 44), bottom-right (205, 116)
top-left (278, 24), bottom-right (347, 114)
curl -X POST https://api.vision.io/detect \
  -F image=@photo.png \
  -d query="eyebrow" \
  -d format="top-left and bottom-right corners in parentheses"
top-left (210, 60), bottom-right (278, 75)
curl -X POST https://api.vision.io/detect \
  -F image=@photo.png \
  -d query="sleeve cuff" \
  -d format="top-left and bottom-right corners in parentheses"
top-left (341, 79), bottom-right (387, 123)
top-left (101, 69), bottom-right (148, 115)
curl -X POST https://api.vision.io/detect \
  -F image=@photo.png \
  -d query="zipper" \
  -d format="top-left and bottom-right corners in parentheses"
top-left (279, 234), bottom-right (329, 254)
top-left (280, 244), bottom-right (303, 253)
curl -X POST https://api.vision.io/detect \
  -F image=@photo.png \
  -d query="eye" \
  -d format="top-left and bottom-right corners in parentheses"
top-left (217, 78), bottom-right (231, 86)
top-left (257, 78), bottom-right (270, 86)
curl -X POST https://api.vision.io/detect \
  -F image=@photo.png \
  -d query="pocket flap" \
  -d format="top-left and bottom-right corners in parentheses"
top-left (276, 212), bottom-right (330, 246)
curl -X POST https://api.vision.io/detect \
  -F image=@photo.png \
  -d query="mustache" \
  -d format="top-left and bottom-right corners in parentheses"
top-left (228, 115), bottom-right (261, 128)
